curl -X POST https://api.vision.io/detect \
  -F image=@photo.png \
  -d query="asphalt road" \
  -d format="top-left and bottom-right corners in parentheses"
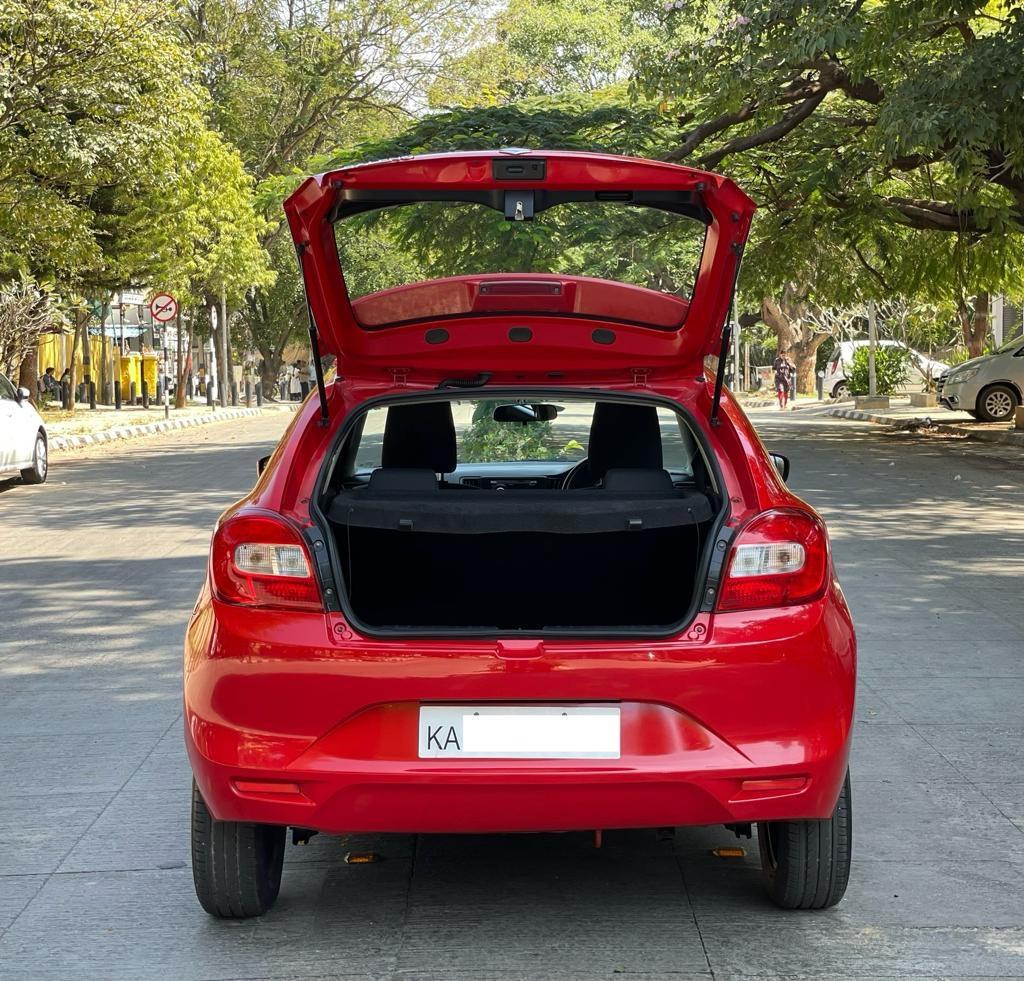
top-left (1, 408), bottom-right (1023, 980)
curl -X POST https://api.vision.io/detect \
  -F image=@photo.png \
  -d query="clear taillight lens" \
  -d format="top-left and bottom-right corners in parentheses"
top-left (718, 510), bottom-right (828, 612)
top-left (210, 512), bottom-right (322, 611)
top-left (233, 543), bottom-right (310, 578)
top-left (729, 542), bottom-right (806, 578)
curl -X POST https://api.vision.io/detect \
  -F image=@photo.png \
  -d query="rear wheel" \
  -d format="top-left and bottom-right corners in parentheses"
top-left (191, 780), bottom-right (286, 918)
top-left (976, 384), bottom-right (1018, 423)
top-left (757, 771), bottom-right (852, 910)
top-left (20, 432), bottom-right (47, 484)
top-left (830, 382), bottom-right (849, 400)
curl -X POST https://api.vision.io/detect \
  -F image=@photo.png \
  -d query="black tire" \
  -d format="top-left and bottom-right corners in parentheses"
top-left (757, 771), bottom-right (852, 910)
top-left (191, 780), bottom-right (286, 918)
top-left (975, 384), bottom-right (1019, 423)
top-left (830, 382), bottom-right (849, 400)
top-left (20, 431), bottom-right (47, 484)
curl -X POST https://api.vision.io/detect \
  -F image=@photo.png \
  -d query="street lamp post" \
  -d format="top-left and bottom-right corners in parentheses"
top-left (867, 300), bottom-right (878, 398)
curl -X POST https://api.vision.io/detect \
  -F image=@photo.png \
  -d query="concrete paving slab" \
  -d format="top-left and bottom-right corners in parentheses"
top-left (914, 725), bottom-right (1024, 786)
top-left (1, 730), bottom-right (159, 796)
top-left (0, 875), bottom-right (47, 936)
top-left (0, 792), bottom-right (113, 875)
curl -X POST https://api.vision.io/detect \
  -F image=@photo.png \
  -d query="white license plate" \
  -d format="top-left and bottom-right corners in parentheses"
top-left (418, 705), bottom-right (621, 759)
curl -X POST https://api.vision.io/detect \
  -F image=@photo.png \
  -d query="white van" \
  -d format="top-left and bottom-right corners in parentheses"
top-left (824, 340), bottom-right (948, 400)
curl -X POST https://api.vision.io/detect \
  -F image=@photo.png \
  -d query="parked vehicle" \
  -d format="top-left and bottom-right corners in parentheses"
top-left (824, 340), bottom-right (947, 400)
top-left (185, 150), bottom-right (856, 918)
top-left (0, 373), bottom-right (48, 484)
top-left (937, 333), bottom-right (1024, 422)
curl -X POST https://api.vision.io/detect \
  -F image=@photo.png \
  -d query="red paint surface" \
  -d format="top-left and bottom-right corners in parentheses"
top-left (185, 151), bottom-right (855, 835)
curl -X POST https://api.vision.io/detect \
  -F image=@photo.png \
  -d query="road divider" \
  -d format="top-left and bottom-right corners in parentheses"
top-left (49, 405), bottom-right (295, 452)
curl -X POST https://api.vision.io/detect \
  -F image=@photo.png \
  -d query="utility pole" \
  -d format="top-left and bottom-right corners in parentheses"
top-left (867, 300), bottom-right (878, 398)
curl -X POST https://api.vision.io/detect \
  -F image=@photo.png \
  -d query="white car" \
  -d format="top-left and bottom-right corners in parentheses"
top-left (824, 340), bottom-right (948, 400)
top-left (0, 372), bottom-right (48, 484)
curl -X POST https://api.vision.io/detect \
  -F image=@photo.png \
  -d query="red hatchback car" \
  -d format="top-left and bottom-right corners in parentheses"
top-left (185, 149), bottom-right (855, 918)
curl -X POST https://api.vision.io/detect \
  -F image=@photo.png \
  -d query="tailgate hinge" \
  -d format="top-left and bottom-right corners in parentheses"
top-left (631, 367), bottom-right (651, 388)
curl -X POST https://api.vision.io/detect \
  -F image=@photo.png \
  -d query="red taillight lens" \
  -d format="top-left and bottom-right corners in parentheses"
top-left (718, 509), bottom-right (829, 612)
top-left (210, 512), bottom-right (322, 611)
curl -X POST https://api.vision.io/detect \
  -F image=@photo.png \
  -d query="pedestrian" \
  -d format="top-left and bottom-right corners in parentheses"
top-left (773, 349), bottom-right (796, 410)
top-left (39, 366), bottom-right (60, 399)
top-left (298, 360), bottom-right (311, 399)
top-left (289, 362), bottom-right (302, 401)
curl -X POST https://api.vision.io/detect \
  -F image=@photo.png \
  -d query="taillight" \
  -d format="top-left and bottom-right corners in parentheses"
top-left (718, 509), bottom-right (829, 612)
top-left (210, 511), bottom-right (322, 611)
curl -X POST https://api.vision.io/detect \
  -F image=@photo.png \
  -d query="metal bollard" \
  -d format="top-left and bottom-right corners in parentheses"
top-left (816, 371), bottom-right (824, 401)
top-left (255, 382), bottom-right (263, 406)
top-left (206, 383), bottom-right (214, 407)
top-left (141, 380), bottom-right (149, 409)
top-left (245, 380), bottom-right (252, 407)
top-left (129, 381), bottom-right (136, 405)
top-left (88, 381), bottom-right (97, 410)
top-left (114, 380), bottom-right (122, 410)
top-left (61, 382), bottom-right (70, 410)
top-left (230, 382), bottom-right (238, 407)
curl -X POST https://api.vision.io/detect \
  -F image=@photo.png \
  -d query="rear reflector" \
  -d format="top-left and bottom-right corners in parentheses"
top-left (740, 777), bottom-right (807, 792)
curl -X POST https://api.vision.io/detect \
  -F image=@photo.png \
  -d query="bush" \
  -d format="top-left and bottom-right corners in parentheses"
top-left (847, 345), bottom-right (909, 396)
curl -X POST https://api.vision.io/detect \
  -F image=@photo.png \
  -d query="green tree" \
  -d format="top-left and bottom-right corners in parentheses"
top-left (633, 0), bottom-right (1024, 355)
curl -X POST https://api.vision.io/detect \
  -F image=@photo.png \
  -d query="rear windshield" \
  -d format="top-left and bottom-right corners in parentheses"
top-left (333, 200), bottom-right (707, 330)
top-left (351, 397), bottom-right (701, 476)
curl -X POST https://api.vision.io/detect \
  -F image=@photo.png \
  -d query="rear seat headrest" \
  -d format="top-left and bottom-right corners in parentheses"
top-left (587, 403), bottom-right (664, 481)
top-left (367, 468), bottom-right (440, 492)
top-left (381, 402), bottom-right (457, 473)
top-left (601, 468), bottom-right (675, 492)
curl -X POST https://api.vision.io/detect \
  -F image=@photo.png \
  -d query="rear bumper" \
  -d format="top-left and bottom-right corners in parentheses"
top-left (184, 586), bottom-right (856, 833)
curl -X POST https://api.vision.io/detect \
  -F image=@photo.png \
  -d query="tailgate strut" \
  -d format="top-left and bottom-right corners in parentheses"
top-left (709, 244), bottom-right (745, 428)
top-left (295, 241), bottom-right (330, 427)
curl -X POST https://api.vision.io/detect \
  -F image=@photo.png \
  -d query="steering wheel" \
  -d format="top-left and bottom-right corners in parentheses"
top-left (561, 458), bottom-right (593, 490)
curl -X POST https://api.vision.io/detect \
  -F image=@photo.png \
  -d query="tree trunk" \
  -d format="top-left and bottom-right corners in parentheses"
top-left (760, 288), bottom-right (831, 394)
top-left (175, 310), bottom-right (189, 409)
top-left (257, 343), bottom-right (282, 399)
top-left (67, 313), bottom-right (83, 410)
top-left (18, 348), bottom-right (38, 405)
top-left (959, 292), bottom-right (989, 358)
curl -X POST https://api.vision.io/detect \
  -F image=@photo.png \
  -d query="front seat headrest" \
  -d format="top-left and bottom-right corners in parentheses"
top-left (381, 402), bottom-right (458, 473)
top-left (587, 402), bottom-right (663, 482)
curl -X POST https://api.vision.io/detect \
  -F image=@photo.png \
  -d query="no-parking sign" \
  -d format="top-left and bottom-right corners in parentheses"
top-left (150, 292), bottom-right (179, 323)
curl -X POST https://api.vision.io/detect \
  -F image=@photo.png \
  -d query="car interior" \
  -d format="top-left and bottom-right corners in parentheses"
top-left (319, 396), bottom-right (722, 633)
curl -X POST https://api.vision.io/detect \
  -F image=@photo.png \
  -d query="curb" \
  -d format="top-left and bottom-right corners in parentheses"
top-left (49, 406), bottom-right (289, 452)
top-left (826, 407), bottom-right (1024, 447)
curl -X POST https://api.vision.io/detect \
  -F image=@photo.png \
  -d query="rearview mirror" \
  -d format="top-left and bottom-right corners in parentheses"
top-left (492, 403), bottom-right (559, 424)
top-left (16, 387), bottom-right (30, 401)
top-left (770, 453), bottom-right (790, 482)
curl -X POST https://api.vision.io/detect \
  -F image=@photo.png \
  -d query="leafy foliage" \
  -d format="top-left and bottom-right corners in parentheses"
top-left (846, 345), bottom-right (910, 397)
top-left (460, 416), bottom-right (555, 462)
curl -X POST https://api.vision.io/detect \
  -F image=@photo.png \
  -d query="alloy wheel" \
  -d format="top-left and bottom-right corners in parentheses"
top-left (983, 389), bottom-right (1014, 420)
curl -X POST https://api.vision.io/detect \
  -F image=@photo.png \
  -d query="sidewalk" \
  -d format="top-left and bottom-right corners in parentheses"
top-left (45, 402), bottom-right (296, 452)
top-left (825, 397), bottom-right (1024, 447)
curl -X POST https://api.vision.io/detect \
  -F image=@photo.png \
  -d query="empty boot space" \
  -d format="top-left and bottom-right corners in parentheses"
top-left (337, 523), bottom-right (711, 630)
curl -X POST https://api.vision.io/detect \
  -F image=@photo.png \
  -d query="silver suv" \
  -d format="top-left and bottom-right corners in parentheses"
top-left (938, 335), bottom-right (1024, 422)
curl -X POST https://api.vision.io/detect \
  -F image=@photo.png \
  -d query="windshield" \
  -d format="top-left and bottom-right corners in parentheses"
top-left (333, 200), bottom-right (707, 331)
top-left (352, 398), bottom-right (699, 473)
top-left (993, 334), bottom-right (1024, 355)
